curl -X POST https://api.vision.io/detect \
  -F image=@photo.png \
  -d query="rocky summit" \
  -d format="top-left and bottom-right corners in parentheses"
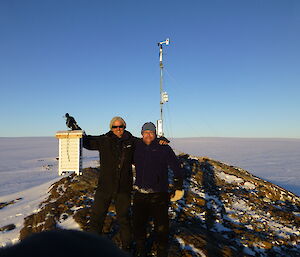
top-left (18, 154), bottom-right (300, 256)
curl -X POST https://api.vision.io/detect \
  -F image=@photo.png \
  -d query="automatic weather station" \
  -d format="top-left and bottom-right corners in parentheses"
top-left (157, 38), bottom-right (170, 137)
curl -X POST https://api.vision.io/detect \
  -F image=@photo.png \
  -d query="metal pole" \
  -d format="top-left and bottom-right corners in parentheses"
top-left (159, 44), bottom-right (164, 136)
top-left (157, 38), bottom-right (169, 137)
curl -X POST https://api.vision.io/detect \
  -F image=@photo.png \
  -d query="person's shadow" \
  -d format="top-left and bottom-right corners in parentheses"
top-left (201, 159), bottom-right (225, 256)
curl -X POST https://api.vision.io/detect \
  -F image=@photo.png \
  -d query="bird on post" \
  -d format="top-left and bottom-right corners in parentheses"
top-left (65, 113), bottom-right (82, 130)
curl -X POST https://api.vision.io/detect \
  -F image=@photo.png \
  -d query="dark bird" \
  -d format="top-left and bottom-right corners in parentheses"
top-left (65, 113), bottom-right (82, 130)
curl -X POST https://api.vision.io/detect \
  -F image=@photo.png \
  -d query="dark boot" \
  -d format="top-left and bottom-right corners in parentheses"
top-left (157, 246), bottom-right (168, 257)
top-left (135, 250), bottom-right (146, 257)
top-left (121, 243), bottom-right (132, 256)
top-left (135, 241), bottom-right (147, 257)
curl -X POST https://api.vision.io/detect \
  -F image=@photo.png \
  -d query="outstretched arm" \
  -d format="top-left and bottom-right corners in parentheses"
top-left (166, 146), bottom-right (185, 201)
top-left (83, 135), bottom-right (104, 150)
top-left (166, 146), bottom-right (184, 185)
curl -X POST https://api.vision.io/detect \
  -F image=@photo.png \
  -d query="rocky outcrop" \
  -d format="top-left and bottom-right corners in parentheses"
top-left (169, 155), bottom-right (300, 256)
top-left (0, 198), bottom-right (22, 210)
top-left (19, 155), bottom-right (300, 256)
top-left (20, 167), bottom-right (98, 239)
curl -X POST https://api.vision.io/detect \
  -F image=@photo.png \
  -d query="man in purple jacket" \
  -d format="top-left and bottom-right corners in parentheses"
top-left (133, 122), bottom-right (184, 257)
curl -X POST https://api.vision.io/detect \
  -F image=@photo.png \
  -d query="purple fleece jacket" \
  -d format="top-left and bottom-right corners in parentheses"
top-left (133, 139), bottom-right (183, 193)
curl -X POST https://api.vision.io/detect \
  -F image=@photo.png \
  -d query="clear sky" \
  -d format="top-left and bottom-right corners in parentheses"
top-left (1, 0), bottom-right (299, 138)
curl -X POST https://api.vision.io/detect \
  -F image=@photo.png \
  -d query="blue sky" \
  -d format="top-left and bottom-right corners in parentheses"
top-left (1, 0), bottom-right (299, 138)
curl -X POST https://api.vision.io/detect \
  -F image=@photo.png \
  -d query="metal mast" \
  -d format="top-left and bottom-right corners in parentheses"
top-left (157, 38), bottom-right (169, 137)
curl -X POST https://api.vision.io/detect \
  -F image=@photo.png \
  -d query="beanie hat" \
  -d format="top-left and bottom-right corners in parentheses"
top-left (141, 122), bottom-right (156, 134)
top-left (110, 116), bottom-right (126, 130)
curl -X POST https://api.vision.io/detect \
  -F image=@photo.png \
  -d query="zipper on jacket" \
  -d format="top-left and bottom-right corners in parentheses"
top-left (141, 144), bottom-right (148, 187)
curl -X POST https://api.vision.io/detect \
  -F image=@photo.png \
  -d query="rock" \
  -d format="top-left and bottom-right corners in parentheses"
top-left (0, 224), bottom-right (16, 232)
top-left (0, 198), bottom-right (23, 210)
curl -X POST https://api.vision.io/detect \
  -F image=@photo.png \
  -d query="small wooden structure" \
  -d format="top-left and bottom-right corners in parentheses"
top-left (55, 130), bottom-right (84, 176)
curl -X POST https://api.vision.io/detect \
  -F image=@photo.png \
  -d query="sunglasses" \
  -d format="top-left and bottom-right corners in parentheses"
top-left (112, 125), bottom-right (125, 129)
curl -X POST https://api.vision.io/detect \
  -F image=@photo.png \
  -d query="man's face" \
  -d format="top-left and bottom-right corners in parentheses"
top-left (142, 130), bottom-right (156, 145)
top-left (111, 120), bottom-right (125, 138)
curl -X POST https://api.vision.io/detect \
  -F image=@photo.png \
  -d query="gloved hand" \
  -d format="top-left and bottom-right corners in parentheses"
top-left (170, 177), bottom-right (184, 201)
top-left (158, 136), bottom-right (170, 145)
top-left (170, 190), bottom-right (184, 202)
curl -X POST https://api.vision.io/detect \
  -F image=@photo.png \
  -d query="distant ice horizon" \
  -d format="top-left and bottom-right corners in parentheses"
top-left (0, 136), bottom-right (299, 197)
top-left (170, 137), bottom-right (300, 197)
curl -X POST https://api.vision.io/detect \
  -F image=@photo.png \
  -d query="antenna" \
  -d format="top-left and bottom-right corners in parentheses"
top-left (157, 38), bottom-right (170, 137)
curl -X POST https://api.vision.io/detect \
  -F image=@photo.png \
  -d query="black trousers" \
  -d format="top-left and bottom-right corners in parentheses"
top-left (133, 192), bottom-right (169, 257)
top-left (89, 189), bottom-right (132, 248)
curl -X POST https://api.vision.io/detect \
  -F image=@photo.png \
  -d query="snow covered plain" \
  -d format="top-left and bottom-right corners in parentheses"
top-left (0, 136), bottom-right (299, 246)
top-left (0, 137), bottom-right (98, 197)
top-left (170, 137), bottom-right (300, 197)
top-left (0, 137), bottom-right (99, 245)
